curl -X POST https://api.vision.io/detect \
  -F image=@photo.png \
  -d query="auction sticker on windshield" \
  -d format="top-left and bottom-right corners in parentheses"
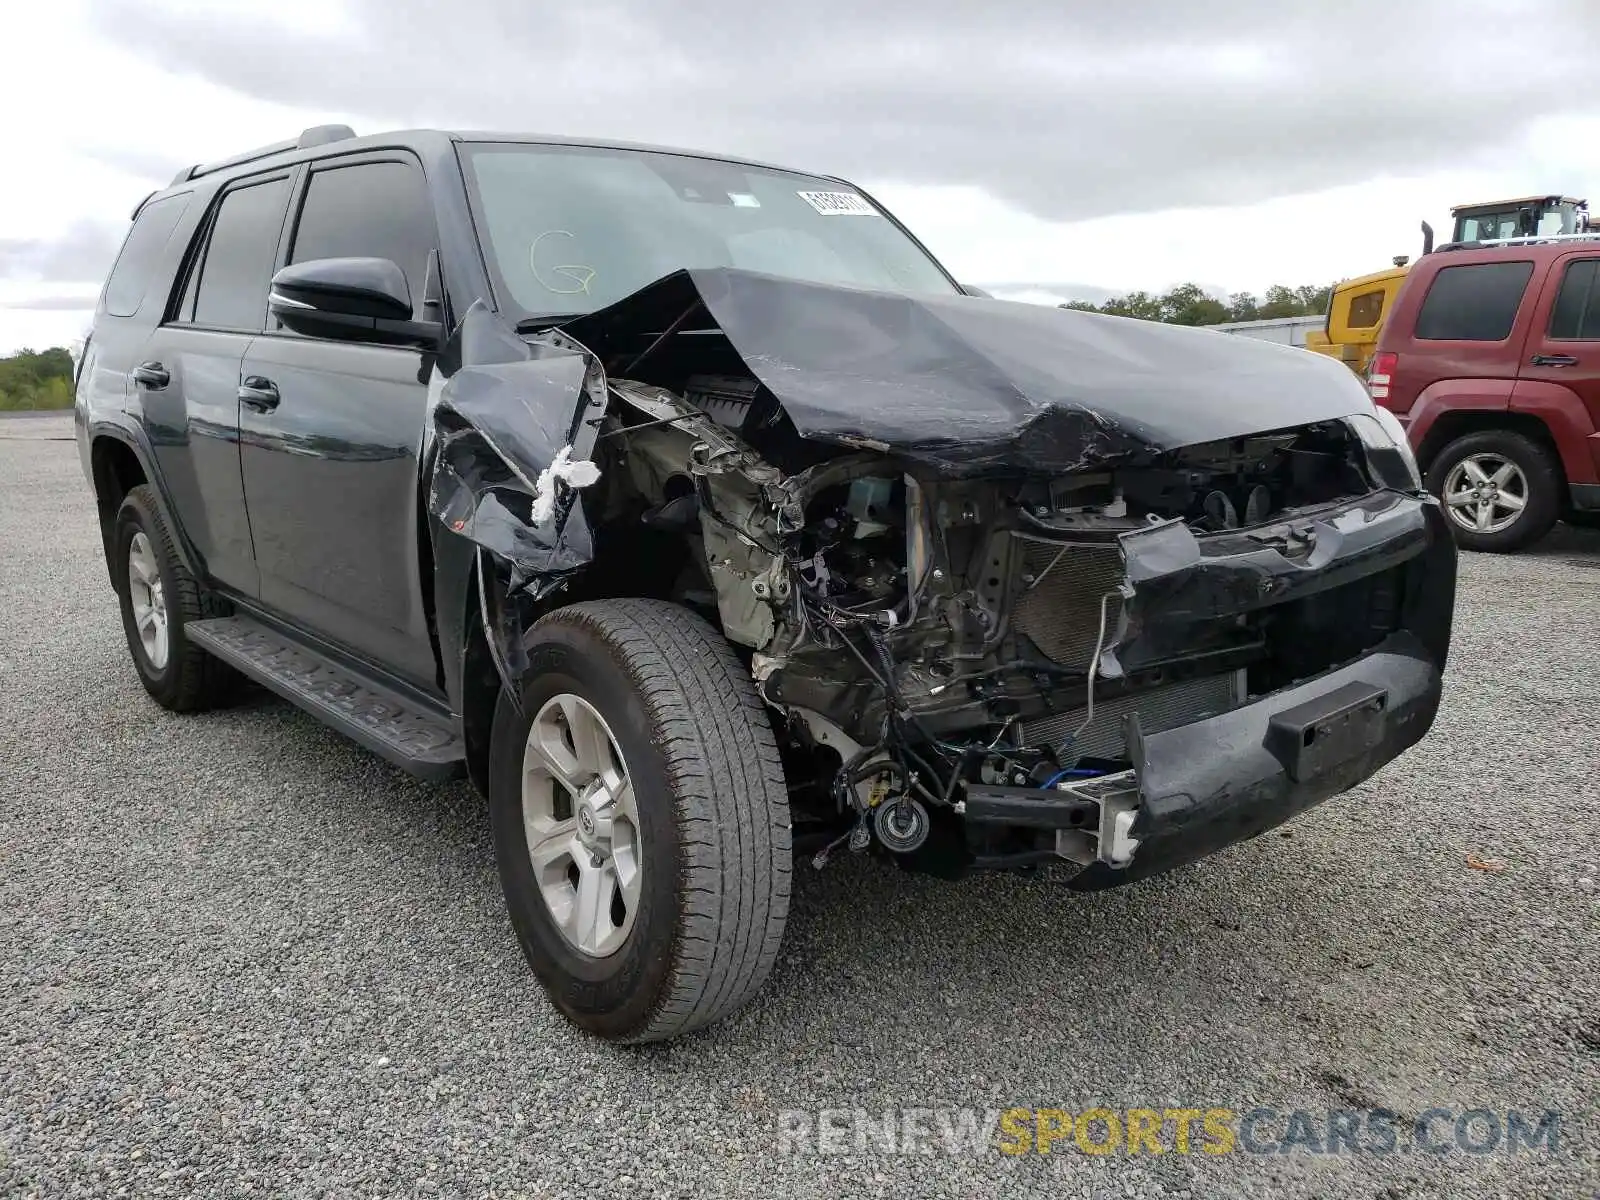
top-left (797, 190), bottom-right (877, 215)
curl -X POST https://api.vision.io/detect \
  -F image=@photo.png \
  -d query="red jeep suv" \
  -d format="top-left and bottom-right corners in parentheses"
top-left (1371, 239), bottom-right (1600, 551)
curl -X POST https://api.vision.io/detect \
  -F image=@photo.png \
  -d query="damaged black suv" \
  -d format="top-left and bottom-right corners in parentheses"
top-left (77, 126), bottom-right (1456, 1042)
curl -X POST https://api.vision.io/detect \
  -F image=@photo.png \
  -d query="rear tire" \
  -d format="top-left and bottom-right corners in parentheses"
top-left (1425, 429), bottom-right (1562, 553)
top-left (112, 485), bottom-right (235, 711)
top-left (487, 599), bottom-right (791, 1043)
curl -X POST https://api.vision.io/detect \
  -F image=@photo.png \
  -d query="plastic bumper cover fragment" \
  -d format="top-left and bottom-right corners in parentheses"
top-left (1104, 490), bottom-right (1435, 678)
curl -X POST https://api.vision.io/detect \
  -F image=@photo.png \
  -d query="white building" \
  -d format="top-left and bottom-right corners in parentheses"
top-left (1207, 314), bottom-right (1326, 348)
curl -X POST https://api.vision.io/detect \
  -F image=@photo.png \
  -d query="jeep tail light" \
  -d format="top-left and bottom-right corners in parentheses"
top-left (1368, 352), bottom-right (1397, 405)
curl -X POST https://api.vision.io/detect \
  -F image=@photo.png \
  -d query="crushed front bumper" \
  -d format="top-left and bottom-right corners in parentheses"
top-left (961, 493), bottom-right (1456, 887)
top-left (1066, 628), bottom-right (1441, 889)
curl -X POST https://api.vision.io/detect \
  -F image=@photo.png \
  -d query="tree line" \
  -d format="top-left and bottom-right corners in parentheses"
top-left (0, 347), bottom-right (75, 411)
top-left (1061, 282), bottom-right (1332, 327)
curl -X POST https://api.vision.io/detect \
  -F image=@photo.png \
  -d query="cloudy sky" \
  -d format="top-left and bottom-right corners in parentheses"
top-left (5, 0), bottom-right (1600, 353)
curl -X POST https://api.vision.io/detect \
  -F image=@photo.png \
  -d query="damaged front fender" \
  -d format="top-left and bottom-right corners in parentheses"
top-left (429, 304), bottom-right (606, 588)
top-left (427, 304), bottom-right (608, 699)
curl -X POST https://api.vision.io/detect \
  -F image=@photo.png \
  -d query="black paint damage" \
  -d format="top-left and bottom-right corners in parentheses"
top-left (1105, 489), bottom-right (1448, 679)
top-left (425, 269), bottom-right (1453, 887)
top-left (427, 268), bottom-right (1386, 698)
top-left (560, 267), bottom-right (1378, 474)
top-left (427, 303), bottom-right (607, 698)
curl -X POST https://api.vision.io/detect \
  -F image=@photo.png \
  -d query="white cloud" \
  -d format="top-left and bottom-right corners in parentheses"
top-left (0, 308), bottom-right (93, 354)
top-left (881, 147), bottom-right (1600, 303)
top-left (4, 0), bottom-right (1599, 352)
top-left (0, 0), bottom-right (378, 350)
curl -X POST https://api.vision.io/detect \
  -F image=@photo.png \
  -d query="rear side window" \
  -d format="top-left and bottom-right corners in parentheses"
top-left (1346, 289), bottom-right (1385, 329)
top-left (1414, 261), bottom-right (1534, 341)
top-left (1548, 258), bottom-right (1600, 339)
top-left (103, 194), bottom-right (191, 317)
top-left (190, 177), bottom-right (291, 331)
top-left (287, 160), bottom-right (434, 317)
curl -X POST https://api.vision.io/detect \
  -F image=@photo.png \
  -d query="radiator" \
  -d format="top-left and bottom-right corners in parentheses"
top-left (1009, 538), bottom-right (1126, 670)
top-left (1009, 535), bottom-right (1242, 758)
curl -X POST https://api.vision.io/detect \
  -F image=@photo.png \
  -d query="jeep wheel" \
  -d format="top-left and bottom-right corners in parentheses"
top-left (1426, 430), bottom-right (1562, 553)
top-left (487, 599), bottom-right (791, 1043)
top-left (113, 485), bottom-right (235, 711)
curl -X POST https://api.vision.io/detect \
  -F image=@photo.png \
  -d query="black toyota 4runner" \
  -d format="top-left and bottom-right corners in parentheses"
top-left (77, 126), bottom-right (1457, 1042)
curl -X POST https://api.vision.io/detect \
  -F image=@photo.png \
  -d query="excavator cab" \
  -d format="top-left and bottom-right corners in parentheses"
top-left (1449, 196), bottom-right (1589, 244)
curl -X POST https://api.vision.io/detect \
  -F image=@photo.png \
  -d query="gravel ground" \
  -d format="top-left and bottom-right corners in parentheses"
top-left (2, 413), bottom-right (1597, 1199)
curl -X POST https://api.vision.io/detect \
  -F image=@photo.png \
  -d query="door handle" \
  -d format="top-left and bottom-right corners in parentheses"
top-left (1530, 354), bottom-right (1579, 367)
top-left (131, 362), bottom-right (170, 389)
top-left (238, 377), bottom-right (280, 412)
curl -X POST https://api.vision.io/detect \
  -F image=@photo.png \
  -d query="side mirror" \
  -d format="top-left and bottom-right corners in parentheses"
top-left (959, 283), bottom-right (994, 298)
top-left (269, 257), bottom-right (440, 345)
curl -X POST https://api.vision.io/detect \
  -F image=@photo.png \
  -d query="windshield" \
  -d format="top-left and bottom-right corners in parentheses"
top-left (1455, 205), bottom-right (1580, 242)
top-left (460, 142), bottom-right (959, 320)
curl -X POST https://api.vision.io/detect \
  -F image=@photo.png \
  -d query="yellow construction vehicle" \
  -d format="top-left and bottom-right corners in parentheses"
top-left (1306, 195), bottom-right (1589, 374)
top-left (1304, 261), bottom-right (1408, 375)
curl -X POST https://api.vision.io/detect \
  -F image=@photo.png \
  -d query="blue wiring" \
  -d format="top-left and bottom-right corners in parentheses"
top-left (1039, 767), bottom-right (1103, 789)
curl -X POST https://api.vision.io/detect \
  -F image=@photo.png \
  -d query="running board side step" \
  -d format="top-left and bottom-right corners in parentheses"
top-left (186, 616), bottom-right (465, 780)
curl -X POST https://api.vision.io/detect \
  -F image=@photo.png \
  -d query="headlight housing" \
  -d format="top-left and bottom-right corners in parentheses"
top-left (1349, 409), bottom-right (1422, 490)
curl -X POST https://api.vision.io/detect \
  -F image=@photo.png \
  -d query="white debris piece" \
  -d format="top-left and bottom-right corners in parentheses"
top-left (530, 444), bottom-right (602, 526)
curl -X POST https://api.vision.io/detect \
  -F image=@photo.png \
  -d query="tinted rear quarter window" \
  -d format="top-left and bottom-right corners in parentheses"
top-left (287, 160), bottom-right (434, 317)
top-left (1548, 258), bottom-right (1600, 339)
top-left (1414, 261), bottom-right (1534, 341)
top-left (103, 194), bottom-right (191, 318)
top-left (1346, 289), bottom-right (1385, 329)
top-left (191, 177), bottom-right (291, 331)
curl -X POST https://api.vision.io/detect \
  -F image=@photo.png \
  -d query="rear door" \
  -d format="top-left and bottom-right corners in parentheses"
top-left (1515, 251), bottom-right (1600, 453)
top-left (139, 172), bottom-right (295, 594)
top-left (81, 190), bottom-right (193, 484)
top-left (1383, 258), bottom-right (1542, 414)
top-left (237, 154), bottom-right (440, 687)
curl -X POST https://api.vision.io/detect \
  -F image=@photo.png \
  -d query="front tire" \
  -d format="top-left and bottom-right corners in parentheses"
top-left (1425, 429), bottom-right (1562, 553)
top-left (112, 485), bottom-right (234, 711)
top-left (487, 599), bottom-right (792, 1043)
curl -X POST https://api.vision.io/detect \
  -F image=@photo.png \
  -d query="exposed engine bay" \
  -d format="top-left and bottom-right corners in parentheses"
top-left (430, 268), bottom-right (1454, 886)
top-left (589, 375), bottom-right (1415, 876)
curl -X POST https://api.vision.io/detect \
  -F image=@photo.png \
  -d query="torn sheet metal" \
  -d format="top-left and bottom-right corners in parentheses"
top-left (563, 268), bottom-right (1376, 475)
top-left (428, 304), bottom-right (607, 700)
top-left (428, 304), bottom-right (604, 589)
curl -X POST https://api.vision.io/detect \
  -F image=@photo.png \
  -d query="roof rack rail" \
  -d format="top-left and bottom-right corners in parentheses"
top-left (170, 124), bottom-right (357, 186)
top-left (1439, 231), bottom-right (1600, 252)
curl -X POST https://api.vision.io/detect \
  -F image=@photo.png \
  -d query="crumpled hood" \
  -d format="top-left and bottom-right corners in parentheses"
top-left (562, 267), bottom-right (1377, 474)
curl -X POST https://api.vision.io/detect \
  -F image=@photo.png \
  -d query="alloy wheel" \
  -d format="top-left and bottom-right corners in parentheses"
top-left (1442, 453), bottom-right (1529, 535)
top-left (126, 532), bottom-right (170, 670)
top-left (521, 693), bottom-right (643, 958)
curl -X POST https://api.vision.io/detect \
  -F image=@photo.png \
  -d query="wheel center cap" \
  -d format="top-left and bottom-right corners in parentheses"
top-left (575, 786), bottom-right (615, 851)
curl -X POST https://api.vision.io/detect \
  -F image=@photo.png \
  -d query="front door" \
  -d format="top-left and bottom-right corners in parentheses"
top-left (237, 154), bottom-right (441, 688)
top-left (1514, 251), bottom-right (1600, 487)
